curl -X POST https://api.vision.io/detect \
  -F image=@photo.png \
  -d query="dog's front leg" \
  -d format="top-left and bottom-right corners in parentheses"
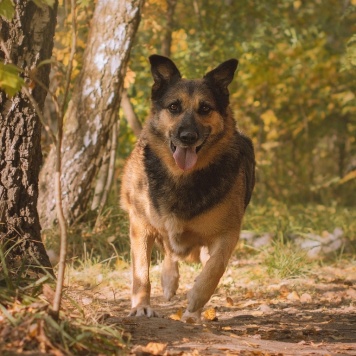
top-left (182, 236), bottom-right (238, 322)
top-left (129, 219), bottom-right (158, 317)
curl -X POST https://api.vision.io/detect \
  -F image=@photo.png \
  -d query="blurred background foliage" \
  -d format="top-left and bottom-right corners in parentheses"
top-left (8, 0), bottom-right (351, 206)
top-left (125, 0), bottom-right (356, 206)
top-left (2, 0), bottom-right (356, 206)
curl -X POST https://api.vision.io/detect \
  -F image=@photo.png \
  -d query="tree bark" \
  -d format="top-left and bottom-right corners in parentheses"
top-left (161, 0), bottom-right (177, 57)
top-left (38, 0), bottom-right (144, 229)
top-left (0, 1), bottom-right (57, 274)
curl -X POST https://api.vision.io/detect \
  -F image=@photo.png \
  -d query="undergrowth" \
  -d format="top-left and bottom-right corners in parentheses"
top-left (244, 198), bottom-right (356, 245)
top-left (262, 233), bottom-right (313, 279)
top-left (0, 281), bottom-right (128, 355)
top-left (43, 198), bottom-right (356, 268)
top-left (2, 200), bottom-right (355, 354)
top-left (42, 204), bottom-right (131, 266)
top-left (0, 242), bottom-right (128, 355)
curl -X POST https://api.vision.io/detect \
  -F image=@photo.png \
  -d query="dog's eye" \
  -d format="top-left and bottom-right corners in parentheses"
top-left (168, 103), bottom-right (180, 113)
top-left (199, 105), bottom-right (212, 115)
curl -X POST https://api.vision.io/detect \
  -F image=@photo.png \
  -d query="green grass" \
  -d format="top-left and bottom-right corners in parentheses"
top-left (43, 204), bottom-right (131, 267)
top-left (242, 199), bottom-right (356, 278)
top-left (244, 199), bottom-right (356, 253)
top-left (262, 233), bottom-right (313, 279)
top-left (43, 195), bottom-right (356, 270)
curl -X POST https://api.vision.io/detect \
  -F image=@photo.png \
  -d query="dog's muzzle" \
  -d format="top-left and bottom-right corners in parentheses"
top-left (170, 136), bottom-right (205, 172)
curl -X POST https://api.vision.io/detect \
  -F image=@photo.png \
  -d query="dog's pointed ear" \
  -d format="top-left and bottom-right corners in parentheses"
top-left (149, 55), bottom-right (181, 86)
top-left (204, 59), bottom-right (238, 94)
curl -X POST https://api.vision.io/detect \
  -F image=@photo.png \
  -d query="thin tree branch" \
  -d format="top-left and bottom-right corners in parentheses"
top-left (51, 0), bottom-right (77, 320)
top-left (22, 85), bottom-right (57, 145)
top-left (91, 150), bottom-right (110, 211)
top-left (121, 90), bottom-right (142, 137)
top-left (94, 119), bottom-right (119, 230)
top-left (59, 1), bottom-right (77, 120)
top-left (0, 34), bottom-right (12, 61)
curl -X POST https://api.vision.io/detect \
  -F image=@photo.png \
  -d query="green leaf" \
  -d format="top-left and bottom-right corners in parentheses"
top-left (31, 0), bottom-right (55, 8)
top-left (77, 0), bottom-right (91, 7)
top-left (0, 0), bottom-right (15, 20)
top-left (0, 62), bottom-right (25, 96)
top-left (344, 34), bottom-right (356, 69)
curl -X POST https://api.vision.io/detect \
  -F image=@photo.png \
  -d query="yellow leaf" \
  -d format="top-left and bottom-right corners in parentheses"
top-left (293, 0), bottom-right (302, 10)
top-left (226, 297), bottom-right (234, 306)
top-left (340, 171), bottom-right (356, 184)
top-left (28, 323), bottom-right (38, 338)
top-left (124, 68), bottom-right (136, 89)
top-left (115, 259), bottom-right (129, 270)
top-left (260, 109), bottom-right (278, 127)
top-left (169, 308), bottom-right (182, 321)
top-left (203, 307), bottom-right (217, 321)
top-left (142, 342), bottom-right (167, 355)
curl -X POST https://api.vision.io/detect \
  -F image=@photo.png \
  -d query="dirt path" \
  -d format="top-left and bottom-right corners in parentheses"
top-left (72, 259), bottom-right (356, 355)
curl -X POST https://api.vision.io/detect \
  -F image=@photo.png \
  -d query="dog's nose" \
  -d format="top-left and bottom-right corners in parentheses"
top-left (179, 130), bottom-right (198, 145)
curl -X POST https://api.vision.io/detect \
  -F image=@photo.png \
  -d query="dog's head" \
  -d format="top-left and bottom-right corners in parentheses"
top-left (148, 55), bottom-right (238, 172)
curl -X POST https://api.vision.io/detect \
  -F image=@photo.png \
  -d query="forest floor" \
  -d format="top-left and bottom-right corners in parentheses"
top-left (2, 202), bottom-right (356, 355)
top-left (67, 253), bottom-right (356, 355)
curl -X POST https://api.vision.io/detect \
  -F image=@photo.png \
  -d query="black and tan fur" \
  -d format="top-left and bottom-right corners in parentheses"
top-left (121, 55), bottom-right (255, 321)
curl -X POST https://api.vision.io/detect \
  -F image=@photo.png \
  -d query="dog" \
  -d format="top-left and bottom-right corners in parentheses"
top-left (120, 55), bottom-right (255, 322)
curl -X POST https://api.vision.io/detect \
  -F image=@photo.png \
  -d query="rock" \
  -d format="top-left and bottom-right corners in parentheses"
top-left (300, 293), bottom-right (312, 303)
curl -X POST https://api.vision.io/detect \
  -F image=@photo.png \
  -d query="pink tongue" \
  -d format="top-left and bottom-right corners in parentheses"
top-left (173, 146), bottom-right (198, 171)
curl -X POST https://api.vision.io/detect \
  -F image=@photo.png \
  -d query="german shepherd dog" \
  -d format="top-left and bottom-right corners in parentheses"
top-left (121, 55), bottom-right (255, 322)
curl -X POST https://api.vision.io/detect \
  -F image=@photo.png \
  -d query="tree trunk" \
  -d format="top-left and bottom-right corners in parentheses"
top-left (0, 1), bottom-right (57, 274)
top-left (38, 0), bottom-right (144, 229)
top-left (161, 0), bottom-right (177, 57)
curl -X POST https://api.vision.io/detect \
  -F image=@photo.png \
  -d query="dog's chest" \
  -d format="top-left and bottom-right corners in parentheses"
top-left (157, 215), bottom-right (201, 256)
top-left (143, 145), bottom-right (241, 220)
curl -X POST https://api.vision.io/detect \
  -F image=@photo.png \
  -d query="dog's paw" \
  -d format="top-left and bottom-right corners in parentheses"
top-left (187, 288), bottom-right (208, 313)
top-left (161, 273), bottom-right (178, 301)
top-left (181, 309), bottom-right (202, 324)
top-left (129, 306), bottom-right (159, 318)
top-left (161, 262), bottom-right (179, 301)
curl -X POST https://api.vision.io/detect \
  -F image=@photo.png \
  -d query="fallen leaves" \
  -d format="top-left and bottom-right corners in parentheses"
top-left (168, 308), bottom-right (182, 321)
top-left (132, 342), bottom-right (167, 355)
top-left (42, 284), bottom-right (55, 304)
top-left (226, 296), bottom-right (234, 306)
top-left (203, 307), bottom-right (217, 321)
